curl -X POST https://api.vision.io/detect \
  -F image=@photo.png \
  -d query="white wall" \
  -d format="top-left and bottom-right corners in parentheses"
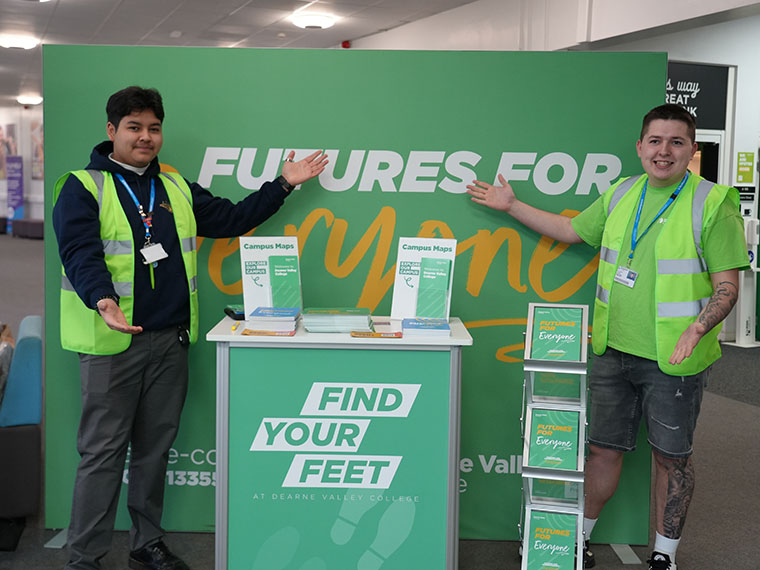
top-left (0, 105), bottom-right (44, 220)
top-left (352, 0), bottom-right (522, 50)
top-left (587, 0), bottom-right (760, 44)
top-left (352, 0), bottom-right (760, 51)
top-left (589, 13), bottom-right (760, 187)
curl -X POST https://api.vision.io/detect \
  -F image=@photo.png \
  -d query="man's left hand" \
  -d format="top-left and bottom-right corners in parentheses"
top-left (669, 322), bottom-right (707, 365)
top-left (281, 150), bottom-right (329, 187)
top-left (669, 269), bottom-right (740, 365)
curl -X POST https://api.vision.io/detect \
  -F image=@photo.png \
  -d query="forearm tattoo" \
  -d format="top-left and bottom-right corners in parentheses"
top-left (663, 456), bottom-right (695, 538)
top-left (698, 280), bottom-right (738, 332)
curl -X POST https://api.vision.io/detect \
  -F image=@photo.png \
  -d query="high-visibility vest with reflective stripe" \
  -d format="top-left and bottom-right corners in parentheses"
top-left (593, 173), bottom-right (737, 375)
top-left (54, 169), bottom-right (198, 355)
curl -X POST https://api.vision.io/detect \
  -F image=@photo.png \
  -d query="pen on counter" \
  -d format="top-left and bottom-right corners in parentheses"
top-left (231, 321), bottom-right (240, 332)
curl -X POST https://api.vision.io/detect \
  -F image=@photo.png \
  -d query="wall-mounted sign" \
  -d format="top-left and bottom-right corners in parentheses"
top-left (666, 61), bottom-right (729, 130)
top-left (737, 152), bottom-right (755, 185)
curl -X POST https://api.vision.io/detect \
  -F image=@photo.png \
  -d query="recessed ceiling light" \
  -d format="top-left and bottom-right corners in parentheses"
top-left (292, 13), bottom-right (336, 30)
top-left (17, 95), bottom-right (43, 105)
top-left (0, 34), bottom-right (41, 49)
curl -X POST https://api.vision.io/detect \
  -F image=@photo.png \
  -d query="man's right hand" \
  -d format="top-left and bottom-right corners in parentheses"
top-left (466, 173), bottom-right (583, 244)
top-left (96, 298), bottom-right (143, 335)
top-left (466, 174), bottom-right (516, 212)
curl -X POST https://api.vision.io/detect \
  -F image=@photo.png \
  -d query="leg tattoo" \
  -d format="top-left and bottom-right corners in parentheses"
top-left (663, 456), bottom-right (695, 538)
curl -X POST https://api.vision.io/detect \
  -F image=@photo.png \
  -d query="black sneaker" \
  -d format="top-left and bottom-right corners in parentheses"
top-left (583, 540), bottom-right (595, 568)
top-left (648, 551), bottom-right (677, 570)
top-left (128, 540), bottom-right (190, 570)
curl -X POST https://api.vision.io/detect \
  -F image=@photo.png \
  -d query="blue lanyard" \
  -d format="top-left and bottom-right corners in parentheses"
top-left (116, 174), bottom-right (155, 244)
top-left (628, 172), bottom-right (689, 266)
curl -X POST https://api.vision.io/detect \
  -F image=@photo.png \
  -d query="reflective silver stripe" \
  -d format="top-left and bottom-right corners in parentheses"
top-left (691, 179), bottom-right (715, 265)
top-left (607, 175), bottom-right (644, 216)
top-left (658, 298), bottom-right (709, 318)
top-left (102, 239), bottom-right (132, 255)
top-left (181, 236), bottom-right (196, 253)
top-left (657, 258), bottom-right (704, 275)
top-left (189, 276), bottom-right (197, 293)
top-left (114, 282), bottom-right (132, 297)
top-left (86, 169), bottom-right (105, 207)
top-left (62, 275), bottom-right (131, 298)
top-left (600, 246), bottom-right (618, 265)
top-left (596, 284), bottom-right (609, 304)
top-left (162, 173), bottom-right (192, 205)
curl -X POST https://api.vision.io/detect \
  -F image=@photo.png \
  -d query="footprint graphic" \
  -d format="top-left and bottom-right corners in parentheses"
top-left (298, 557), bottom-right (327, 570)
top-left (251, 526), bottom-right (300, 570)
top-left (357, 500), bottom-right (416, 570)
top-left (330, 490), bottom-right (384, 545)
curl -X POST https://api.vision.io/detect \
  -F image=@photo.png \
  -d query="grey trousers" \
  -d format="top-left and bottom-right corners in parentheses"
top-left (65, 328), bottom-right (189, 570)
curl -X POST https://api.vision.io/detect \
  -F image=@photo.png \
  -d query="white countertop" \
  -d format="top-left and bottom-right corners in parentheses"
top-left (206, 316), bottom-right (473, 348)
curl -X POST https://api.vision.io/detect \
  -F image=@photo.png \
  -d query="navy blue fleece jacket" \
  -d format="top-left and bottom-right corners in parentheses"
top-left (53, 141), bottom-right (289, 332)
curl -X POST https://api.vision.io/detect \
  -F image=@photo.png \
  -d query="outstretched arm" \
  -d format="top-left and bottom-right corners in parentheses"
top-left (669, 269), bottom-right (739, 365)
top-left (466, 174), bottom-right (583, 244)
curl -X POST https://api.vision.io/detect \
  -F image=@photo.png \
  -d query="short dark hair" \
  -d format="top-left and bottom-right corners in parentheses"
top-left (640, 103), bottom-right (696, 143)
top-left (106, 86), bottom-right (164, 129)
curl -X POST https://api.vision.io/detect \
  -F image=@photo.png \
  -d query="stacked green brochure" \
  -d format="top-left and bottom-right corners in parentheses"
top-left (402, 318), bottom-right (451, 337)
top-left (302, 308), bottom-right (372, 333)
top-left (268, 255), bottom-right (302, 309)
top-left (415, 257), bottom-right (451, 318)
top-left (239, 236), bottom-right (303, 317)
top-left (527, 408), bottom-right (580, 471)
top-left (246, 307), bottom-right (300, 332)
top-left (526, 510), bottom-right (576, 570)
top-left (530, 306), bottom-right (583, 362)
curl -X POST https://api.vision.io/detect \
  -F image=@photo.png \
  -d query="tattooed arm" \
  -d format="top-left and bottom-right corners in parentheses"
top-left (669, 269), bottom-right (739, 365)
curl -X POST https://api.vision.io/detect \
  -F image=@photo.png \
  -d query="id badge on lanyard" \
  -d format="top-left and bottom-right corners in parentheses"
top-left (614, 266), bottom-right (638, 288)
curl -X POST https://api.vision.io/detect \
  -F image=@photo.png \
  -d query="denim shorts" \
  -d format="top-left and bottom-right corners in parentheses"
top-left (588, 347), bottom-right (708, 458)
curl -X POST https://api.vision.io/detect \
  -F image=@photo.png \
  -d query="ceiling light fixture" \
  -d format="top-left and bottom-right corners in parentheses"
top-left (17, 95), bottom-right (43, 105)
top-left (291, 13), bottom-right (336, 30)
top-left (0, 34), bottom-right (41, 49)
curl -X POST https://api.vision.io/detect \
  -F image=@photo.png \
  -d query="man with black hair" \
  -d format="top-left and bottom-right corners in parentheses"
top-left (467, 104), bottom-right (748, 570)
top-left (53, 86), bottom-right (327, 570)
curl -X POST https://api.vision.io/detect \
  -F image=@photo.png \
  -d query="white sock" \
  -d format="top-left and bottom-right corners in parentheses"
top-left (653, 532), bottom-right (680, 562)
top-left (583, 517), bottom-right (597, 541)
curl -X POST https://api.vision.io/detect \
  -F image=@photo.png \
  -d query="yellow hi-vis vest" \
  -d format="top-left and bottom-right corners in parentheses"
top-left (593, 173), bottom-right (737, 375)
top-left (54, 169), bottom-right (199, 355)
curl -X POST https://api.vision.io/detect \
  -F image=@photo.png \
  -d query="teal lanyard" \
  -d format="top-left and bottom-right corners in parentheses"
top-left (628, 172), bottom-right (689, 266)
top-left (116, 173), bottom-right (155, 245)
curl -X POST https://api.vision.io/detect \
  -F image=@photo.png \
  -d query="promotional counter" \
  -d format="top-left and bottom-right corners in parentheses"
top-left (207, 316), bottom-right (473, 570)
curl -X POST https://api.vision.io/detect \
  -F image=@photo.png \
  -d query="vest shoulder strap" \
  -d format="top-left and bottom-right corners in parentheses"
top-left (606, 175), bottom-right (644, 216)
top-left (160, 171), bottom-right (193, 206)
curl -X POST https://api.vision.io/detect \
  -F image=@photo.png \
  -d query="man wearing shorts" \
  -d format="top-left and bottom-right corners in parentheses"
top-left (467, 104), bottom-right (749, 570)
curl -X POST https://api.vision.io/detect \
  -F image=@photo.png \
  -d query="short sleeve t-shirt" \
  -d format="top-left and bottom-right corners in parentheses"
top-left (571, 174), bottom-right (749, 360)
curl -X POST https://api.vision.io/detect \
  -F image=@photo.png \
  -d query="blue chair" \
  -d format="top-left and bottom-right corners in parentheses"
top-left (0, 315), bottom-right (43, 520)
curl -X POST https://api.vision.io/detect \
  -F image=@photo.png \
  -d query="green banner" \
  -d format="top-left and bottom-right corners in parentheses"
top-left (43, 46), bottom-right (661, 542)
